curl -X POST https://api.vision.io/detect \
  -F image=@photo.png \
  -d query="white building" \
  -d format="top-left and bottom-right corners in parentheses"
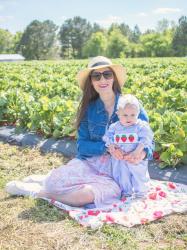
top-left (0, 54), bottom-right (25, 62)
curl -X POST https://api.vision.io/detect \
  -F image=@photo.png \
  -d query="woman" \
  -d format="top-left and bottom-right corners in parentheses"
top-left (5, 56), bottom-right (153, 208)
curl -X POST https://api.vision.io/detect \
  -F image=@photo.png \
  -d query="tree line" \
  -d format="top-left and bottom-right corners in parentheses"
top-left (0, 16), bottom-right (187, 59)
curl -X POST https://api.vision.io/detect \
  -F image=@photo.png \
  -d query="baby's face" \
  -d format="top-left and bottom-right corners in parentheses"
top-left (117, 104), bottom-right (139, 127)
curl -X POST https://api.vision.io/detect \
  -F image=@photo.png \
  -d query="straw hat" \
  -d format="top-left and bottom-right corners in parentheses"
top-left (77, 56), bottom-right (127, 90)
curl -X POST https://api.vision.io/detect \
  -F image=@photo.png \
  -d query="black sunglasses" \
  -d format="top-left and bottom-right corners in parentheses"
top-left (90, 70), bottom-right (113, 81)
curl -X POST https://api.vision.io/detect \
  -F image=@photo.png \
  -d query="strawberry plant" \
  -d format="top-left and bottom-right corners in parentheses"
top-left (0, 58), bottom-right (186, 167)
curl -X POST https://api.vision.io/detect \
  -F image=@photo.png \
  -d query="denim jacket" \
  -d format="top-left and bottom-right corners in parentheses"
top-left (76, 92), bottom-right (154, 160)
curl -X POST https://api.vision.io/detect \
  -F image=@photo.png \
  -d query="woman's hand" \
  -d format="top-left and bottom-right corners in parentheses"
top-left (123, 150), bottom-right (146, 164)
top-left (108, 144), bottom-right (124, 160)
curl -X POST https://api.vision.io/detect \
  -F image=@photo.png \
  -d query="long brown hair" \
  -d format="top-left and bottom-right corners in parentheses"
top-left (76, 69), bottom-right (122, 129)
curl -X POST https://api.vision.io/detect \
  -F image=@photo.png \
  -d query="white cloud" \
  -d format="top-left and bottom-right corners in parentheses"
top-left (3, 0), bottom-right (19, 6)
top-left (0, 4), bottom-right (4, 11)
top-left (59, 16), bottom-right (67, 21)
top-left (0, 1), bottom-right (18, 12)
top-left (153, 8), bottom-right (182, 14)
top-left (95, 15), bottom-right (123, 27)
top-left (0, 15), bottom-right (14, 23)
top-left (137, 12), bottom-right (148, 17)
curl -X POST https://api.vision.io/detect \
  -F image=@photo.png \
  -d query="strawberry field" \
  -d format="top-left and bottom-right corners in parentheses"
top-left (0, 58), bottom-right (186, 168)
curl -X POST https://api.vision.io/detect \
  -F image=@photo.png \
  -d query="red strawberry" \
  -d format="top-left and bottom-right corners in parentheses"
top-left (155, 186), bottom-right (161, 191)
top-left (115, 135), bottom-right (120, 143)
top-left (141, 218), bottom-right (149, 224)
top-left (149, 192), bottom-right (157, 200)
top-left (87, 210), bottom-right (100, 216)
top-left (158, 191), bottom-right (167, 198)
top-left (128, 134), bottom-right (134, 142)
top-left (168, 182), bottom-right (176, 189)
top-left (153, 151), bottom-right (160, 160)
top-left (105, 215), bottom-right (115, 223)
top-left (121, 134), bottom-right (127, 142)
top-left (153, 211), bottom-right (163, 219)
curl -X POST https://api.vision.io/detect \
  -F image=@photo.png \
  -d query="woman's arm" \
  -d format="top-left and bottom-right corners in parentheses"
top-left (102, 123), bottom-right (116, 146)
top-left (77, 111), bottom-right (106, 159)
top-left (138, 105), bottom-right (149, 122)
top-left (138, 105), bottom-right (155, 160)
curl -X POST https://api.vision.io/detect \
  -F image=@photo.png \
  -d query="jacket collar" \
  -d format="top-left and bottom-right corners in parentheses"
top-left (96, 92), bottom-right (120, 114)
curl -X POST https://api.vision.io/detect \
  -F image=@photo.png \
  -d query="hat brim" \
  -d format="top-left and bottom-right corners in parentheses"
top-left (77, 64), bottom-right (127, 90)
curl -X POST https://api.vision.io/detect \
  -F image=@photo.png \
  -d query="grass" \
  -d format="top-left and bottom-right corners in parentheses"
top-left (0, 141), bottom-right (187, 250)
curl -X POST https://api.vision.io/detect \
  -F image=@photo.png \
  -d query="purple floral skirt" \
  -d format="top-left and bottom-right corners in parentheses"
top-left (44, 154), bottom-right (121, 208)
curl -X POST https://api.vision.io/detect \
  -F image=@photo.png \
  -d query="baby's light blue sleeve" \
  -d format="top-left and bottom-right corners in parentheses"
top-left (102, 123), bottom-right (116, 147)
top-left (138, 122), bottom-right (154, 149)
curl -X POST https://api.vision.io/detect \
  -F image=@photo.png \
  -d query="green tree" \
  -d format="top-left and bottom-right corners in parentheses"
top-left (17, 20), bottom-right (58, 60)
top-left (172, 16), bottom-right (187, 56)
top-left (59, 16), bottom-right (92, 59)
top-left (108, 23), bottom-right (132, 39)
top-left (119, 23), bottom-right (132, 38)
top-left (0, 28), bottom-right (14, 53)
top-left (108, 23), bottom-right (120, 34)
top-left (143, 29), bottom-right (155, 35)
top-left (140, 32), bottom-right (172, 57)
top-left (129, 25), bottom-right (141, 43)
top-left (13, 31), bottom-right (23, 53)
top-left (82, 32), bottom-right (107, 58)
top-left (91, 23), bottom-right (104, 33)
top-left (128, 42), bottom-right (144, 57)
top-left (106, 29), bottom-right (129, 58)
top-left (156, 18), bottom-right (170, 33)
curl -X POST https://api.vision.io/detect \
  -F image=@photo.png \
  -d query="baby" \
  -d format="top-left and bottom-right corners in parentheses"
top-left (103, 94), bottom-right (154, 198)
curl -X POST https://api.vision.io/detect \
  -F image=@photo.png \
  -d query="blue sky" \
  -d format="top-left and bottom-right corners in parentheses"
top-left (0, 0), bottom-right (186, 33)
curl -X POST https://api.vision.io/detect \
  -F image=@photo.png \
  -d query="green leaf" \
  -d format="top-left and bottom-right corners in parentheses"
top-left (159, 161), bottom-right (169, 169)
top-left (160, 151), bottom-right (170, 162)
top-left (52, 129), bottom-right (61, 138)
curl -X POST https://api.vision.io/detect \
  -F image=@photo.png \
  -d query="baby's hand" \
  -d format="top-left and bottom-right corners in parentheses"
top-left (123, 152), bottom-right (134, 161)
top-left (123, 149), bottom-right (146, 164)
top-left (130, 149), bottom-right (143, 160)
top-left (108, 144), bottom-right (124, 160)
top-left (108, 144), bottom-right (116, 154)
